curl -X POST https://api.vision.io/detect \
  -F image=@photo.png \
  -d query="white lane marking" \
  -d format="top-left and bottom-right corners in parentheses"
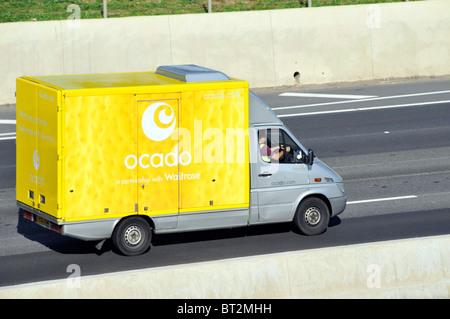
top-left (0, 120), bottom-right (16, 124)
top-left (0, 132), bottom-right (16, 141)
top-left (1, 119), bottom-right (17, 141)
top-left (279, 92), bottom-right (377, 99)
top-left (273, 89), bottom-right (450, 111)
top-left (347, 195), bottom-right (417, 205)
top-left (279, 108), bottom-right (357, 117)
top-left (277, 100), bottom-right (450, 118)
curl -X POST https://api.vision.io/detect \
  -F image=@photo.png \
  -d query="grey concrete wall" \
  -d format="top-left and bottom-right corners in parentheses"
top-left (1, 235), bottom-right (449, 298)
top-left (1, 0), bottom-right (449, 104)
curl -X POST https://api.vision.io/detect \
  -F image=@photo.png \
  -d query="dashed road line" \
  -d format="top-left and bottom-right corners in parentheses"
top-left (0, 120), bottom-right (16, 125)
top-left (347, 195), bottom-right (417, 205)
top-left (279, 92), bottom-right (377, 99)
top-left (277, 100), bottom-right (450, 118)
top-left (273, 89), bottom-right (450, 111)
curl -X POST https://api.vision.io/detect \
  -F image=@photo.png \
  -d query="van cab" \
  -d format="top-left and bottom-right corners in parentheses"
top-left (248, 91), bottom-right (346, 236)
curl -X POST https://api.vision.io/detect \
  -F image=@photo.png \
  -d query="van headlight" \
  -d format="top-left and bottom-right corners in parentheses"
top-left (336, 182), bottom-right (345, 193)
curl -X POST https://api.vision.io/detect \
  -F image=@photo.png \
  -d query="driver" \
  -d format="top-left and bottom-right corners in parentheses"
top-left (259, 130), bottom-right (291, 163)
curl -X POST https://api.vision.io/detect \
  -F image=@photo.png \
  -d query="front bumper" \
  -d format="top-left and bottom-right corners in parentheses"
top-left (329, 194), bottom-right (347, 217)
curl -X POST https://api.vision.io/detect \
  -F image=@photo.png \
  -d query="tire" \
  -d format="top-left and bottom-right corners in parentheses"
top-left (294, 197), bottom-right (330, 236)
top-left (112, 217), bottom-right (152, 256)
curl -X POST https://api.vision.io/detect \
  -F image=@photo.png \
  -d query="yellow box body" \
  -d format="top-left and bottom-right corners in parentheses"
top-left (16, 71), bottom-right (249, 224)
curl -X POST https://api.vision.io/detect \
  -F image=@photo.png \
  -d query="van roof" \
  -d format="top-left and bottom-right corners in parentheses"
top-left (156, 65), bottom-right (231, 82)
top-left (23, 65), bottom-right (238, 91)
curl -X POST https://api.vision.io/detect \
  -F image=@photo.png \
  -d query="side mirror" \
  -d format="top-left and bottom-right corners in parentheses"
top-left (297, 149), bottom-right (314, 165)
top-left (307, 149), bottom-right (314, 165)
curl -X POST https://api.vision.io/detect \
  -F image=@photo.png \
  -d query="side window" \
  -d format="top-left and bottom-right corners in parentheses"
top-left (258, 128), bottom-right (303, 164)
top-left (258, 129), bottom-right (272, 163)
top-left (280, 130), bottom-right (303, 164)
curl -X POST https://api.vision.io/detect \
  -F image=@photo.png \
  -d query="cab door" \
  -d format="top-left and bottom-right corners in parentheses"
top-left (255, 127), bottom-right (309, 222)
top-left (136, 95), bottom-right (180, 217)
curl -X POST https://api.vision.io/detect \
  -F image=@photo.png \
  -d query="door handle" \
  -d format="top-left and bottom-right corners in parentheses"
top-left (258, 173), bottom-right (272, 177)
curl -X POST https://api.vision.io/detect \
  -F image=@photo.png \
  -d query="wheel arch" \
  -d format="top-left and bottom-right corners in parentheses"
top-left (115, 214), bottom-right (155, 230)
top-left (138, 214), bottom-right (156, 230)
top-left (292, 193), bottom-right (332, 221)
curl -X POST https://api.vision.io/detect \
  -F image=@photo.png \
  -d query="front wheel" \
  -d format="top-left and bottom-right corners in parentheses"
top-left (294, 197), bottom-right (330, 236)
top-left (112, 217), bottom-right (152, 256)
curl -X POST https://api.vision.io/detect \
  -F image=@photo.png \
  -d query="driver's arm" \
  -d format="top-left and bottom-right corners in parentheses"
top-left (270, 149), bottom-right (284, 160)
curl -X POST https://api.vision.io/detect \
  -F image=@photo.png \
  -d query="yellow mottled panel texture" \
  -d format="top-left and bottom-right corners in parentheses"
top-left (35, 84), bottom-right (60, 217)
top-left (137, 98), bottom-right (179, 215)
top-left (179, 88), bottom-right (249, 210)
top-left (16, 78), bottom-right (38, 209)
top-left (64, 95), bottom-right (136, 222)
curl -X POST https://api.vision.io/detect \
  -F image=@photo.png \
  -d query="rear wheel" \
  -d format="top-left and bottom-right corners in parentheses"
top-left (294, 197), bottom-right (330, 236)
top-left (112, 217), bottom-right (152, 256)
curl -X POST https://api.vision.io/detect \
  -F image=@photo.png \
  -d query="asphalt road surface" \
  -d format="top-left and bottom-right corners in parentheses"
top-left (1, 78), bottom-right (449, 287)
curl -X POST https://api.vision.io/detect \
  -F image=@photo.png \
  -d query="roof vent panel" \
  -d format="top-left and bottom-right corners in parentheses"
top-left (156, 64), bottom-right (231, 82)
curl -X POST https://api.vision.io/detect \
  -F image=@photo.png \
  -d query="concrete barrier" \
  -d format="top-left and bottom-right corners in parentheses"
top-left (0, 234), bottom-right (448, 298)
top-left (1, 0), bottom-right (450, 105)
